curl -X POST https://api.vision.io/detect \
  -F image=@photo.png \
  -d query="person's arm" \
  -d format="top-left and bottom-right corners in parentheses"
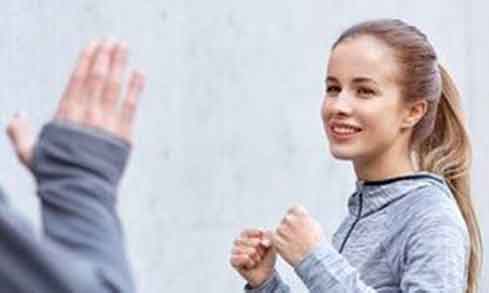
top-left (293, 242), bottom-right (377, 293)
top-left (0, 184), bottom-right (119, 293)
top-left (4, 39), bottom-right (145, 292)
top-left (33, 121), bottom-right (134, 292)
top-left (293, 210), bottom-right (468, 292)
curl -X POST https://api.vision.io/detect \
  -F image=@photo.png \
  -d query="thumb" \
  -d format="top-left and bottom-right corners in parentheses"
top-left (7, 112), bottom-right (35, 169)
top-left (260, 230), bottom-right (273, 248)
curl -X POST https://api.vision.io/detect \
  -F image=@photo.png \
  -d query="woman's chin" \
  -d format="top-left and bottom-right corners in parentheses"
top-left (329, 147), bottom-right (357, 161)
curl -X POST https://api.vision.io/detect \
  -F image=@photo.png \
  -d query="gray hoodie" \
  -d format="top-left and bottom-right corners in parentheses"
top-left (0, 122), bottom-right (134, 292)
top-left (246, 173), bottom-right (470, 292)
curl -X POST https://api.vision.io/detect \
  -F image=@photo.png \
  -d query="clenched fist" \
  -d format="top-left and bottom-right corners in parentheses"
top-left (230, 229), bottom-right (276, 288)
top-left (272, 204), bottom-right (323, 267)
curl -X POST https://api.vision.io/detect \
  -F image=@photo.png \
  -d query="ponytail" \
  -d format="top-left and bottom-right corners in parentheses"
top-left (414, 64), bottom-right (482, 293)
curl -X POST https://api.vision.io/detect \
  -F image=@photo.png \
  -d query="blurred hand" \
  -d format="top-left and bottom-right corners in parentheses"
top-left (272, 204), bottom-right (323, 267)
top-left (230, 229), bottom-right (276, 288)
top-left (7, 39), bottom-right (145, 171)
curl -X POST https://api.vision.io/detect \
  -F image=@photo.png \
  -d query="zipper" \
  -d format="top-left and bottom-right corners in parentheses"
top-left (339, 192), bottom-right (363, 253)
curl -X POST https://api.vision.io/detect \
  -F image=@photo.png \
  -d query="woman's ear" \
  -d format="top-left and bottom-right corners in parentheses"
top-left (401, 99), bottom-right (428, 129)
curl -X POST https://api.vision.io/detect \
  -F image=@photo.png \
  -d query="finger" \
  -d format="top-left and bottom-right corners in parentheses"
top-left (233, 244), bottom-right (262, 261)
top-left (100, 42), bottom-right (128, 113)
top-left (271, 231), bottom-right (286, 251)
top-left (6, 112), bottom-right (35, 169)
top-left (238, 240), bottom-right (267, 259)
top-left (85, 39), bottom-right (116, 123)
top-left (230, 255), bottom-right (255, 269)
top-left (255, 244), bottom-right (267, 257)
top-left (243, 257), bottom-right (256, 269)
top-left (275, 225), bottom-right (290, 240)
top-left (260, 230), bottom-right (273, 248)
top-left (240, 229), bottom-right (263, 239)
top-left (288, 204), bottom-right (308, 216)
top-left (117, 70), bottom-right (145, 141)
top-left (281, 214), bottom-right (295, 226)
top-left (233, 238), bottom-right (262, 248)
top-left (57, 41), bottom-right (99, 120)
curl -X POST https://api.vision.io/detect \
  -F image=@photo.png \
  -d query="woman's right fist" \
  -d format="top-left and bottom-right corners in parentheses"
top-left (230, 229), bottom-right (276, 288)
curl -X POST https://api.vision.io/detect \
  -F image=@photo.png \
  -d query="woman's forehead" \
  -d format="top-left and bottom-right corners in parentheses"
top-left (327, 36), bottom-right (400, 84)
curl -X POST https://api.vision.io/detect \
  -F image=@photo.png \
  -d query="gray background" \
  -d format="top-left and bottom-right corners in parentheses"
top-left (0, 0), bottom-right (487, 292)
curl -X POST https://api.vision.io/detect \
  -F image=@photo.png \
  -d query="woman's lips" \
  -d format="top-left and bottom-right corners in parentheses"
top-left (328, 122), bottom-right (362, 141)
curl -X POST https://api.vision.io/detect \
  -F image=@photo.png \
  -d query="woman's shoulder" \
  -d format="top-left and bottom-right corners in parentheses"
top-left (389, 177), bottom-right (468, 237)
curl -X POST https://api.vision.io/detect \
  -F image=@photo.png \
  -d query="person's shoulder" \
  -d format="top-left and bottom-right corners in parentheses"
top-left (391, 178), bottom-right (466, 232)
top-left (399, 180), bottom-right (468, 238)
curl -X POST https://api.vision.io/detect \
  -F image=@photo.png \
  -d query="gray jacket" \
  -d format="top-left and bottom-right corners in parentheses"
top-left (0, 122), bottom-right (134, 292)
top-left (246, 173), bottom-right (470, 292)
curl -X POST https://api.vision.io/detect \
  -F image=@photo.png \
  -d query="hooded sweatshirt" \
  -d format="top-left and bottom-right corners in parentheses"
top-left (246, 172), bottom-right (470, 292)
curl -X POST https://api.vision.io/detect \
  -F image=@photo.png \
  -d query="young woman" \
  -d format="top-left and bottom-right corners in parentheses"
top-left (230, 19), bottom-right (482, 292)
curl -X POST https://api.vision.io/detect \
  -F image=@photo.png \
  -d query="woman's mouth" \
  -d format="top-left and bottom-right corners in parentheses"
top-left (329, 122), bottom-right (362, 140)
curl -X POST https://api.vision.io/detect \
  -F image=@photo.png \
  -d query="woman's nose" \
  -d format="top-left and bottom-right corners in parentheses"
top-left (329, 93), bottom-right (354, 116)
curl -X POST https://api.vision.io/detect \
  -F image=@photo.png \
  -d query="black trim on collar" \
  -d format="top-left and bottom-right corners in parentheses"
top-left (362, 173), bottom-right (442, 186)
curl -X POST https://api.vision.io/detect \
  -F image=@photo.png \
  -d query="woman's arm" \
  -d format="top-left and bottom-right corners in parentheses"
top-left (292, 208), bottom-right (468, 292)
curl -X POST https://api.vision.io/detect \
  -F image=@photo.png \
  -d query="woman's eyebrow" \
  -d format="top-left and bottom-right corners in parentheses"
top-left (325, 76), bottom-right (379, 86)
top-left (325, 76), bottom-right (338, 83)
top-left (352, 77), bottom-right (378, 85)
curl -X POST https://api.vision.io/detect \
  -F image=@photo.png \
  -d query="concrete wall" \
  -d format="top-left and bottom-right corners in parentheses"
top-left (0, 0), bottom-right (487, 291)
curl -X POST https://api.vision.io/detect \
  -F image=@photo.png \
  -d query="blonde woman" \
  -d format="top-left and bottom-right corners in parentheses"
top-left (231, 19), bottom-right (482, 292)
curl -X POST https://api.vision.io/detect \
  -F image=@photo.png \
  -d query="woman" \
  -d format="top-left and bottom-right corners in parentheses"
top-left (230, 19), bottom-right (482, 292)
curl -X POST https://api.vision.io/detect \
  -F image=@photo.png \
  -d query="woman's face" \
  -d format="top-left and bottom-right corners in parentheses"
top-left (322, 36), bottom-right (409, 163)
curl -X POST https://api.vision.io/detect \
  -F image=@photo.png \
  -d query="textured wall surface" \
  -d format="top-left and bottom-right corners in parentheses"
top-left (0, 0), bottom-right (487, 292)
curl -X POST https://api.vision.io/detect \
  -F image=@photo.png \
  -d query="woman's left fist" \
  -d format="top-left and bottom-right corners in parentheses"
top-left (272, 204), bottom-right (323, 267)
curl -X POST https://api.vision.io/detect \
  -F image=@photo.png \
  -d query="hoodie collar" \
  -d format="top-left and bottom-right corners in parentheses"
top-left (348, 171), bottom-right (448, 217)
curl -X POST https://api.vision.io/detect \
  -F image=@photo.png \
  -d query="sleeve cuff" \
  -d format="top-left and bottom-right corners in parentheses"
top-left (244, 270), bottom-right (283, 292)
top-left (33, 121), bottom-right (131, 186)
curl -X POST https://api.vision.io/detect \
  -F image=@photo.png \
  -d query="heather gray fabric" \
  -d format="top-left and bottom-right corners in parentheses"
top-left (0, 121), bottom-right (134, 292)
top-left (246, 172), bottom-right (470, 292)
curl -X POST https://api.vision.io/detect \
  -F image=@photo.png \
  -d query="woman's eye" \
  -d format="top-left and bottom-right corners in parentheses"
top-left (357, 87), bottom-right (375, 97)
top-left (326, 86), bottom-right (341, 95)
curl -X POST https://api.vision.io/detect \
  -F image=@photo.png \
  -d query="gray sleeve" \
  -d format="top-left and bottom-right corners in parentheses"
top-left (244, 270), bottom-right (291, 293)
top-left (293, 211), bottom-right (468, 292)
top-left (0, 121), bottom-right (134, 292)
top-left (294, 241), bottom-right (376, 293)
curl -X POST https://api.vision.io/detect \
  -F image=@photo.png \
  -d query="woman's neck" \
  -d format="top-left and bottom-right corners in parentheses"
top-left (353, 143), bottom-right (416, 182)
